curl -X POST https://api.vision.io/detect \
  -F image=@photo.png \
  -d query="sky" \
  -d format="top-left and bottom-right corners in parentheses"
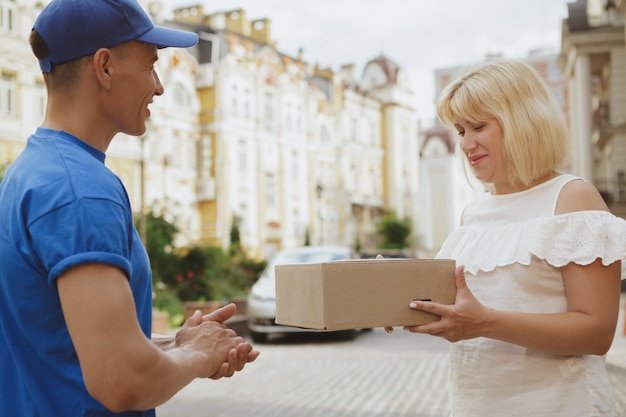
top-left (164, 0), bottom-right (572, 121)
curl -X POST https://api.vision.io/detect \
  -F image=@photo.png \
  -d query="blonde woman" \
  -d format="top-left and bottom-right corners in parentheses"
top-left (406, 60), bottom-right (626, 416)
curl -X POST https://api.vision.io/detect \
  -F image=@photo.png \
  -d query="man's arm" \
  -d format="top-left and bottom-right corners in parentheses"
top-left (57, 263), bottom-right (256, 412)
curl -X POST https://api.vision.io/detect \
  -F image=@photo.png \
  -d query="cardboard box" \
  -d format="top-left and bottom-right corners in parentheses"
top-left (275, 259), bottom-right (456, 330)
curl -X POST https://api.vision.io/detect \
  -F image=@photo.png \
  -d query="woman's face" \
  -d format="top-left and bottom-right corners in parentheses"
top-left (454, 116), bottom-right (514, 194)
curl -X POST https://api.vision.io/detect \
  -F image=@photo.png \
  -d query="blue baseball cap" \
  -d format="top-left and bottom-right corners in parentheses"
top-left (33, 0), bottom-right (199, 72)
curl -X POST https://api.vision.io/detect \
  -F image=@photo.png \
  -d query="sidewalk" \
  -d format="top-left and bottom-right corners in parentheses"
top-left (607, 292), bottom-right (626, 369)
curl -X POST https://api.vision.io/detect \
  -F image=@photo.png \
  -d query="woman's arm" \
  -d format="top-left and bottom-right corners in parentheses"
top-left (406, 261), bottom-right (621, 355)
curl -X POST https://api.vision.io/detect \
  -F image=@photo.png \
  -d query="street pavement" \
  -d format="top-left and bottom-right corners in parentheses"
top-left (157, 329), bottom-right (450, 417)
top-left (157, 294), bottom-right (626, 417)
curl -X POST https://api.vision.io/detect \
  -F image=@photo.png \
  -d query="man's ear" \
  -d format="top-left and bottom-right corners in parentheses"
top-left (93, 48), bottom-right (113, 89)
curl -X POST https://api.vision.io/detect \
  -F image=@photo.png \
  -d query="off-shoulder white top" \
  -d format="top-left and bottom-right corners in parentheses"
top-left (437, 174), bottom-right (626, 417)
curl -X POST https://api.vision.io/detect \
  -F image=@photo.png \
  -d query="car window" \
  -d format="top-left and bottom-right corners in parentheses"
top-left (277, 251), bottom-right (348, 264)
top-left (264, 250), bottom-right (349, 279)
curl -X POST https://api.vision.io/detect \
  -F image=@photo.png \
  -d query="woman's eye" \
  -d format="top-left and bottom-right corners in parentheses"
top-left (473, 124), bottom-right (485, 131)
top-left (456, 130), bottom-right (465, 137)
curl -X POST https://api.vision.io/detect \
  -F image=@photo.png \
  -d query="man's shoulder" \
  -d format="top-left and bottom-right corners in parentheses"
top-left (4, 133), bottom-right (127, 224)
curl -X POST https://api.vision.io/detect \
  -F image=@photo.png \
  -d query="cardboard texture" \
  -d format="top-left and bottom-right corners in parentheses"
top-left (275, 259), bottom-right (456, 330)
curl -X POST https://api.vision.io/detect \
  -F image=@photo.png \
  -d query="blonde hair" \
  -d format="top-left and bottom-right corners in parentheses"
top-left (437, 59), bottom-right (569, 187)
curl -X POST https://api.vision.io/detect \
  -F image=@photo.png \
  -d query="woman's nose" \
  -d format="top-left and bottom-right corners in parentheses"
top-left (460, 134), bottom-right (476, 153)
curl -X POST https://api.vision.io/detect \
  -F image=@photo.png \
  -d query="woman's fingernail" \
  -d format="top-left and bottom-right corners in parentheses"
top-left (409, 302), bottom-right (417, 308)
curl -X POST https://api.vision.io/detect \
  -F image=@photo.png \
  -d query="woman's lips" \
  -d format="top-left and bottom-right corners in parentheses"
top-left (469, 154), bottom-right (487, 166)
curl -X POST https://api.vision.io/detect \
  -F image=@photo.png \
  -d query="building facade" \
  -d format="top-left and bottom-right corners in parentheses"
top-left (165, 5), bottom-right (419, 259)
top-left (0, 0), bottom-right (45, 166)
top-left (6, 1), bottom-right (623, 262)
top-left (0, 1), bottom-right (420, 260)
top-left (560, 0), bottom-right (626, 217)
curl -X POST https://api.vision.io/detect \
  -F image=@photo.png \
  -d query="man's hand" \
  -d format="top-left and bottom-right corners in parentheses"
top-left (176, 303), bottom-right (260, 379)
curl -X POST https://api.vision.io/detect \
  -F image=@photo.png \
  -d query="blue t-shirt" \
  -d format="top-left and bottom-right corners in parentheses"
top-left (0, 128), bottom-right (155, 416)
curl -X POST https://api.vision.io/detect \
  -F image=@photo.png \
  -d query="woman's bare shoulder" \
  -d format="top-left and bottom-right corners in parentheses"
top-left (555, 178), bottom-right (609, 214)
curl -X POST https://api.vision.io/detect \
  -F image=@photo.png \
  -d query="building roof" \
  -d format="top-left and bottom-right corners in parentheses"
top-left (421, 126), bottom-right (455, 155)
top-left (366, 54), bottom-right (400, 84)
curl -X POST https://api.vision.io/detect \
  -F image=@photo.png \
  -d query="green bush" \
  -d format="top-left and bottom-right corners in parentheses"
top-left (219, 248), bottom-right (267, 300)
top-left (152, 285), bottom-right (184, 327)
top-left (378, 212), bottom-right (412, 249)
top-left (171, 246), bottom-right (221, 302)
top-left (140, 209), bottom-right (268, 320)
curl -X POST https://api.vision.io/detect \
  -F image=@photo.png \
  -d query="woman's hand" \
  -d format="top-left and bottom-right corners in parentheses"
top-left (404, 265), bottom-right (490, 342)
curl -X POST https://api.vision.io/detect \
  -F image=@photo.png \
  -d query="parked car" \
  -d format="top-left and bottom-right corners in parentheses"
top-left (247, 245), bottom-right (353, 343)
top-left (358, 248), bottom-right (414, 259)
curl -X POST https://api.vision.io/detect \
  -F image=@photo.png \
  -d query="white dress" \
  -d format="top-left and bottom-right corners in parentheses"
top-left (436, 174), bottom-right (626, 417)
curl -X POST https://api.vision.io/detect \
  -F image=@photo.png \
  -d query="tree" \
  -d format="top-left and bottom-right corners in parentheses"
top-left (378, 212), bottom-right (412, 249)
top-left (139, 210), bottom-right (180, 285)
top-left (229, 215), bottom-right (242, 254)
top-left (137, 210), bottom-right (185, 321)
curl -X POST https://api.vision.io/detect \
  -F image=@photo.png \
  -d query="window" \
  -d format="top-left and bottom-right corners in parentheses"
top-left (263, 91), bottom-right (273, 130)
top-left (291, 151), bottom-right (299, 180)
top-left (550, 88), bottom-right (564, 110)
top-left (351, 163), bottom-right (359, 191)
top-left (0, 72), bottom-right (16, 116)
top-left (173, 83), bottom-right (191, 108)
top-left (548, 62), bottom-right (561, 83)
top-left (320, 126), bottom-right (330, 144)
top-left (265, 174), bottom-right (276, 206)
top-left (0, 1), bottom-right (16, 34)
top-left (231, 85), bottom-right (238, 116)
top-left (370, 122), bottom-right (377, 144)
top-left (402, 119), bottom-right (410, 148)
top-left (237, 139), bottom-right (247, 173)
top-left (285, 102), bottom-right (292, 131)
top-left (185, 137), bottom-right (196, 169)
top-left (296, 105), bottom-right (302, 133)
top-left (243, 88), bottom-right (250, 118)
